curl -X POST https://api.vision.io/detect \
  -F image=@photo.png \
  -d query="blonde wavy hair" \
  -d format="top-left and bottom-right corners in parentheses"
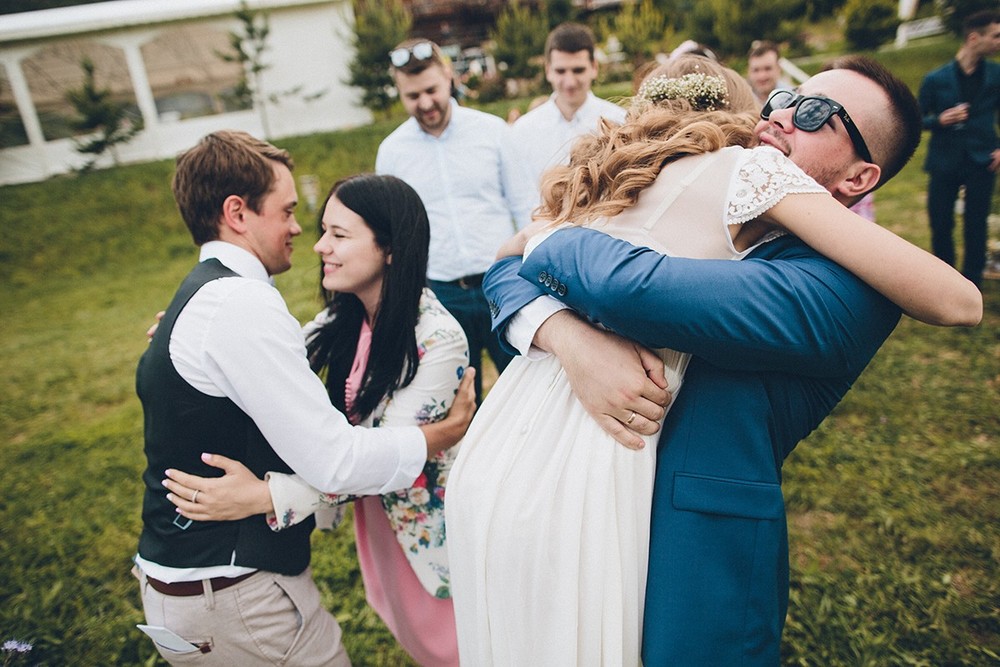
top-left (537, 56), bottom-right (760, 226)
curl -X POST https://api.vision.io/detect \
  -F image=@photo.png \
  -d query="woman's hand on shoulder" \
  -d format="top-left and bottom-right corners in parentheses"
top-left (496, 219), bottom-right (553, 260)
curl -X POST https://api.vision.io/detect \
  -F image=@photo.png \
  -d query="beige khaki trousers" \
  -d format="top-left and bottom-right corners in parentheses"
top-left (135, 565), bottom-right (351, 666)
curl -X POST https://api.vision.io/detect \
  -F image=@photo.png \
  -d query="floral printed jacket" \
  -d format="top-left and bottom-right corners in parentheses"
top-left (265, 289), bottom-right (468, 598)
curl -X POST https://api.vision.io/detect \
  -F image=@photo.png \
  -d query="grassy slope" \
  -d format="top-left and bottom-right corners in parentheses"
top-left (1, 37), bottom-right (998, 666)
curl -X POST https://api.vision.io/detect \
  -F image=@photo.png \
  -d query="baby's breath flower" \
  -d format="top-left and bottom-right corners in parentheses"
top-left (2, 640), bottom-right (32, 654)
top-left (638, 73), bottom-right (729, 111)
top-left (2, 639), bottom-right (33, 667)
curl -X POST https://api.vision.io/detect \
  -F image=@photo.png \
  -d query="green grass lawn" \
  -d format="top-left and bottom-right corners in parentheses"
top-left (1, 37), bottom-right (998, 666)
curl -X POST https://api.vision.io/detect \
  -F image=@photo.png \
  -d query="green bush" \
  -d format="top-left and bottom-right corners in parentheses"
top-left (843, 0), bottom-right (901, 50)
top-left (65, 58), bottom-right (142, 169)
top-left (474, 75), bottom-right (508, 104)
top-left (806, 0), bottom-right (848, 20)
top-left (603, 0), bottom-right (670, 65)
top-left (490, 0), bottom-right (548, 80)
top-left (689, 0), bottom-right (804, 57)
top-left (346, 0), bottom-right (412, 115)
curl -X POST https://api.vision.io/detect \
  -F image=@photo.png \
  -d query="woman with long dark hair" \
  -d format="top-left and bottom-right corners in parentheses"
top-left (165, 174), bottom-right (468, 666)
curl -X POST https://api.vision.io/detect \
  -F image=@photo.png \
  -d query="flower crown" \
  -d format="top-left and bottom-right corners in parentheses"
top-left (637, 73), bottom-right (729, 111)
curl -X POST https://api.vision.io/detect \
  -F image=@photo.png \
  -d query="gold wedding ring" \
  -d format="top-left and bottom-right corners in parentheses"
top-left (191, 490), bottom-right (200, 504)
top-left (625, 411), bottom-right (637, 425)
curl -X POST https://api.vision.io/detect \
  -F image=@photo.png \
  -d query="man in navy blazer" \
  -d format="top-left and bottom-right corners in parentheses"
top-left (919, 9), bottom-right (1000, 287)
top-left (483, 57), bottom-right (922, 663)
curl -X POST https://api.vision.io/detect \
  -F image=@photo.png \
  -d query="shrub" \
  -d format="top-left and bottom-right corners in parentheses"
top-left (603, 0), bottom-right (670, 65)
top-left (490, 0), bottom-right (548, 81)
top-left (475, 75), bottom-right (509, 104)
top-left (843, 0), bottom-right (901, 50)
top-left (216, 2), bottom-right (273, 134)
top-left (689, 0), bottom-right (804, 57)
top-left (346, 0), bottom-right (412, 114)
top-left (64, 58), bottom-right (142, 170)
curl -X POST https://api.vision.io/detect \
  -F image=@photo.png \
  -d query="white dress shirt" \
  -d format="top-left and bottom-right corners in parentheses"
top-left (375, 99), bottom-right (535, 281)
top-left (512, 92), bottom-right (627, 206)
top-left (505, 296), bottom-right (566, 359)
top-left (136, 241), bottom-right (426, 582)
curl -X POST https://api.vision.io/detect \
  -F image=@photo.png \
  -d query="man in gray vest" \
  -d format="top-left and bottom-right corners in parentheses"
top-left (133, 130), bottom-right (474, 665)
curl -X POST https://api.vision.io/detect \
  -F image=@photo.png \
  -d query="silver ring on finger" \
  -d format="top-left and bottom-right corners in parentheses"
top-left (191, 490), bottom-right (200, 504)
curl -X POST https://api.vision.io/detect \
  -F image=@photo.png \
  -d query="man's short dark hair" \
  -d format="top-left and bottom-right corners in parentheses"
top-left (172, 131), bottom-right (293, 246)
top-left (747, 40), bottom-right (780, 60)
top-left (822, 55), bottom-right (921, 191)
top-left (964, 9), bottom-right (1000, 37)
top-left (545, 22), bottom-right (596, 61)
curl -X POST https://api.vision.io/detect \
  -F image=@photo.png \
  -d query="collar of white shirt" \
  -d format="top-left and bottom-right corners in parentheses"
top-left (199, 240), bottom-right (274, 285)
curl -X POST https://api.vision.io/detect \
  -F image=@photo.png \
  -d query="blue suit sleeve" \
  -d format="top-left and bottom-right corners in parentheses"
top-left (482, 256), bottom-right (548, 356)
top-left (518, 227), bottom-right (900, 377)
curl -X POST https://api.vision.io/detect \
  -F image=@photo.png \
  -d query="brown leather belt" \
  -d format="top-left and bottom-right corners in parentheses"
top-left (146, 571), bottom-right (256, 597)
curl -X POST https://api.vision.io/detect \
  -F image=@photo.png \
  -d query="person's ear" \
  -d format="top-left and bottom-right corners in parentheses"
top-left (221, 195), bottom-right (248, 234)
top-left (834, 162), bottom-right (880, 202)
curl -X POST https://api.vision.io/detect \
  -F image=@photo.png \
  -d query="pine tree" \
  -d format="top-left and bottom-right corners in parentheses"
top-left (491, 0), bottom-right (549, 80)
top-left (346, 0), bottom-right (412, 114)
top-left (217, 1), bottom-right (272, 136)
top-left (65, 57), bottom-right (142, 170)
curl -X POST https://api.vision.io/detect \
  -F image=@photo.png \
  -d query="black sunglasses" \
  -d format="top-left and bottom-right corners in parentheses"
top-left (389, 42), bottom-right (434, 68)
top-left (761, 89), bottom-right (873, 164)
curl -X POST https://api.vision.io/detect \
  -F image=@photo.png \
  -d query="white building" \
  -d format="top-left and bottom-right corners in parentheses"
top-left (0, 0), bottom-right (371, 185)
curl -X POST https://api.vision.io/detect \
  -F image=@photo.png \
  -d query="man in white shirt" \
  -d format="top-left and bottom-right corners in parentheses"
top-left (376, 39), bottom-right (534, 399)
top-left (511, 22), bottom-right (628, 206)
top-left (133, 130), bottom-right (474, 665)
top-left (747, 40), bottom-right (793, 108)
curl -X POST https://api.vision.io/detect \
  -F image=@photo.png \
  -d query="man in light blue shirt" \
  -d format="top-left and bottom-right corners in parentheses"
top-left (376, 39), bottom-right (534, 398)
top-left (511, 22), bottom-right (627, 207)
top-left (746, 40), bottom-right (794, 109)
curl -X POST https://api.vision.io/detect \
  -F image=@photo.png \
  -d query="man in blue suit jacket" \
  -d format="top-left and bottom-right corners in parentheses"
top-left (483, 57), bottom-right (922, 663)
top-left (919, 9), bottom-right (1000, 287)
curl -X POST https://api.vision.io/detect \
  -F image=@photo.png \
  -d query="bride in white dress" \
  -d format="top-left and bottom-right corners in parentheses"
top-left (446, 56), bottom-right (979, 666)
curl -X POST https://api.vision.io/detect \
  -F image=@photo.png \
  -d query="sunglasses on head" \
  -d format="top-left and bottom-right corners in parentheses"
top-left (389, 42), bottom-right (434, 68)
top-left (761, 89), bottom-right (873, 164)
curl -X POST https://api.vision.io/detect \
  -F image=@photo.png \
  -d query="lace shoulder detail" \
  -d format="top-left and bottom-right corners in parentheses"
top-left (726, 146), bottom-right (827, 226)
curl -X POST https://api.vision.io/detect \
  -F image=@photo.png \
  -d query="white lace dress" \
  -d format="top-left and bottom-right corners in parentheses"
top-left (445, 145), bottom-right (827, 666)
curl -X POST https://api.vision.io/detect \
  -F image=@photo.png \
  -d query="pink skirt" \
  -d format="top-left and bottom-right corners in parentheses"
top-left (354, 496), bottom-right (459, 666)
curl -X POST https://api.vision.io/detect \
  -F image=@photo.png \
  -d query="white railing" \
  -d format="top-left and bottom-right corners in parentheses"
top-left (895, 16), bottom-right (946, 48)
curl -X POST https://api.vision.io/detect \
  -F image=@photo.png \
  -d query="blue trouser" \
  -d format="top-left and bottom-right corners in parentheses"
top-left (927, 161), bottom-right (996, 284)
top-left (429, 278), bottom-right (512, 400)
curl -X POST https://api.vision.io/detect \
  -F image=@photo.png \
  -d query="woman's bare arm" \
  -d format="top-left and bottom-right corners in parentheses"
top-left (766, 193), bottom-right (982, 327)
